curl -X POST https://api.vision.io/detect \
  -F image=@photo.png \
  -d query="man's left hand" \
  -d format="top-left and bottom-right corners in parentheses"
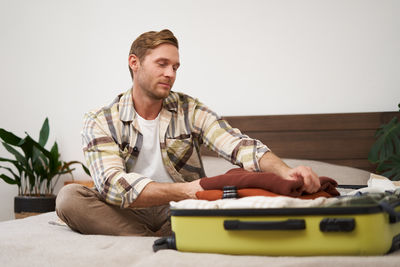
top-left (286, 166), bottom-right (321, 194)
top-left (259, 152), bottom-right (321, 194)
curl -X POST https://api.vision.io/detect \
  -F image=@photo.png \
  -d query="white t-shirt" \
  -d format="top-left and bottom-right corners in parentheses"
top-left (133, 113), bottom-right (174, 183)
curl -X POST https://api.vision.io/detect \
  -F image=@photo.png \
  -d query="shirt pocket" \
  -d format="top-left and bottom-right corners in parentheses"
top-left (165, 134), bottom-right (204, 181)
top-left (165, 134), bottom-right (193, 160)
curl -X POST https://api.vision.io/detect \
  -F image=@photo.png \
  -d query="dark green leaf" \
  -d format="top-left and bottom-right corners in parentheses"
top-left (0, 166), bottom-right (21, 185)
top-left (2, 142), bottom-right (27, 165)
top-left (32, 146), bottom-right (41, 164)
top-left (377, 154), bottom-right (400, 180)
top-left (39, 118), bottom-right (50, 147)
top-left (0, 174), bottom-right (18, 185)
top-left (0, 128), bottom-right (22, 146)
top-left (17, 137), bottom-right (45, 183)
top-left (81, 163), bottom-right (90, 176)
top-left (24, 135), bottom-right (52, 158)
top-left (58, 168), bottom-right (75, 175)
top-left (393, 136), bottom-right (400, 155)
top-left (49, 141), bottom-right (60, 174)
top-left (33, 157), bottom-right (46, 176)
top-left (369, 116), bottom-right (400, 164)
top-left (18, 136), bottom-right (34, 160)
top-left (0, 157), bottom-right (18, 164)
top-left (368, 140), bottom-right (382, 163)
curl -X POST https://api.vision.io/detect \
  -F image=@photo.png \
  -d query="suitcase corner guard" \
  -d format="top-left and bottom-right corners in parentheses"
top-left (153, 235), bottom-right (176, 252)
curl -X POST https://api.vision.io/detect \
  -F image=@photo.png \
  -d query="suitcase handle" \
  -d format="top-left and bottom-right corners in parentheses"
top-left (223, 219), bottom-right (306, 231)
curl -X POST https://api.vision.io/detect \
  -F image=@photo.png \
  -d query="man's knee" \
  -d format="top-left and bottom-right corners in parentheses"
top-left (56, 184), bottom-right (86, 221)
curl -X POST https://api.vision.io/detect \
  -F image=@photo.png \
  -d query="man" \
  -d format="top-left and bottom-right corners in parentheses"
top-left (56, 29), bottom-right (320, 236)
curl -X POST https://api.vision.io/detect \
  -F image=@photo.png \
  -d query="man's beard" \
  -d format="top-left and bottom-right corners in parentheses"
top-left (144, 87), bottom-right (170, 100)
top-left (136, 68), bottom-right (173, 100)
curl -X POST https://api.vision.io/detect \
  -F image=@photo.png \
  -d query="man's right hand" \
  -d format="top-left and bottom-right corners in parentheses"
top-left (182, 179), bottom-right (204, 199)
top-left (129, 179), bottom-right (204, 208)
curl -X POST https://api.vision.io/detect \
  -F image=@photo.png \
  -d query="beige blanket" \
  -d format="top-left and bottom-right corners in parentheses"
top-left (1, 211), bottom-right (400, 267)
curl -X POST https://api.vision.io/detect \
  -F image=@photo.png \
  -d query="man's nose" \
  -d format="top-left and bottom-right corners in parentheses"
top-left (164, 66), bottom-right (176, 78)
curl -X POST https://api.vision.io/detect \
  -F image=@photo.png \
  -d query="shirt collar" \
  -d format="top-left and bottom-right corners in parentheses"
top-left (162, 91), bottom-right (178, 112)
top-left (119, 89), bottom-right (178, 122)
top-left (118, 89), bottom-right (135, 122)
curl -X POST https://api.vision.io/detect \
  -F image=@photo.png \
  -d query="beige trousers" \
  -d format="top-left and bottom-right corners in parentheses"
top-left (56, 184), bottom-right (172, 236)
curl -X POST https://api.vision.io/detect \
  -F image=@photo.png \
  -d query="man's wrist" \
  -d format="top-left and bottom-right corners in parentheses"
top-left (259, 151), bottom-right (291, 178)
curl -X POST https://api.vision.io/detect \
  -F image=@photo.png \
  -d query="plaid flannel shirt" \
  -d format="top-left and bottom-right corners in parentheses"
top-left (82, 89), bottom-right (269, 208)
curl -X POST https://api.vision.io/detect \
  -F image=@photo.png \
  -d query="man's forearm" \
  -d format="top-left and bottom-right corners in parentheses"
top-left (259, 151), bottom-right (291, 177)
top-left (129, 180), bottom-right (202, 208)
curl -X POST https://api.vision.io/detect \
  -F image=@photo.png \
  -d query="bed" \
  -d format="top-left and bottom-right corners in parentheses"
top-left (1, 112), bottom-right (400, 266)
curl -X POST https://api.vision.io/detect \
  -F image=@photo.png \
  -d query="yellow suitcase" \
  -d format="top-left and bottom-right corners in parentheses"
top-left (154, 195), bottom-right (400, 256)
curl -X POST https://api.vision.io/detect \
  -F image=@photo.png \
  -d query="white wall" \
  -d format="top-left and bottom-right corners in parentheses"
top-left (0, 0), bottom-right (399, 221)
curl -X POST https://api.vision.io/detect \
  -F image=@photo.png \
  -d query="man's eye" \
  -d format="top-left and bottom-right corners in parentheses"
top-left (158, 62), bottom-right (167, 67)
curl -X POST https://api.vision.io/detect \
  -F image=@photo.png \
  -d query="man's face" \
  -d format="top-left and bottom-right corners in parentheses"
top-left (134, 43), bottom-right (180, 100)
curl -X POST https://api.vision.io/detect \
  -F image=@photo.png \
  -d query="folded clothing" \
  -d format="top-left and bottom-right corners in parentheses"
top-left (197, 168), bottom-right (339, 200)
top-left (196, 188), bottom-right (334, 201)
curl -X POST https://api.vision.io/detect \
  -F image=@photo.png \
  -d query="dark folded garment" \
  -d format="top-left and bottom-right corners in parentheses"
top-left (319, 176), bottom-right (340, 196)
top-left (199, 168), bottom-right (339, 198)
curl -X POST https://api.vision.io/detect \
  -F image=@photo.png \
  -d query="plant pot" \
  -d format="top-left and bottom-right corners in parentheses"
top-left (14, 195), bottom-right (56, 219)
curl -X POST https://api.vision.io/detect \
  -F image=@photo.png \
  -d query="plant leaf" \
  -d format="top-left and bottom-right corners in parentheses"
top-left (60, 161), bottom-right (91, 176)
top-left (49, 141), bottom-right (60, 176)
top-left (0, 174), bottom-right (18, 185)
top-left (23, 135), bottom-right (52, 158)
top-left (377, 154), bottom-right (400, 180)
top-left (394, 136), bottom-right (400, 156)
top-left (81, 163), bottom-right (90, 176)
top-left (1, 142), bottom-right (27, 165)
top-left (369, 117), bottom-right (400, 164)
top-left (18, 136), bottom-right (34, 160)
top-left (39, 118), bottom-right (50, 147)
top-left (0, 166), bottom-right (21, 185)
top-left (18, 136), bottom-right (46, 184)
top-left (0, 156), bottom-right (29, 180)
top-left (368, 136), bottom-right (385, 163)
top-left (0, 128), bottom-right (22, 146)
top-left (0, 157), bottom-right (18, 164)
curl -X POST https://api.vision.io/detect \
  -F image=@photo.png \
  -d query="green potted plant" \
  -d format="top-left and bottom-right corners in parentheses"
top-left (368, 104), bottom-right (400, 180)
top-left (0, 118), bottom-right (89, 218)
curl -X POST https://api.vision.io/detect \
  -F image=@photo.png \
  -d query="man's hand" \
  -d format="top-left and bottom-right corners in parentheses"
top-left (259, 152), bottom-right (321, 194)
top-left (285, 166), bottom-right (320, 194)
top-left (129, 179), bottom-right (204, 208)
top-left (181, 179), bottom-right (204, 199)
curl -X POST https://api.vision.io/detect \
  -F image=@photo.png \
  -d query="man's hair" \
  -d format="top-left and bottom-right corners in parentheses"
top-left (128, 29), bottom-right (179, 79)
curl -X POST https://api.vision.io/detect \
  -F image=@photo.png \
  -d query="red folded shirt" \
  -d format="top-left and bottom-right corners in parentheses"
top-left (197, 168), bottom-right (339, 200)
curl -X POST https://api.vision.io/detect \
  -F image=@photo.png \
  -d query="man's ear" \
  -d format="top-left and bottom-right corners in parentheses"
top-left (128, 54), bottom-right (140, 72)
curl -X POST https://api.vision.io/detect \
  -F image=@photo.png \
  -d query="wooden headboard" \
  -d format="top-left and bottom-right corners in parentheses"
top-left (202, 112), bottom-right (400, 172)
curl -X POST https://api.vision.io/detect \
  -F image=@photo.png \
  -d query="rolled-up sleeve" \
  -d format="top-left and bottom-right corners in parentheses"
top-left (191, 101), bottom-right (270, 172)
top-left (81, 112), bottom-right (153, 208)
